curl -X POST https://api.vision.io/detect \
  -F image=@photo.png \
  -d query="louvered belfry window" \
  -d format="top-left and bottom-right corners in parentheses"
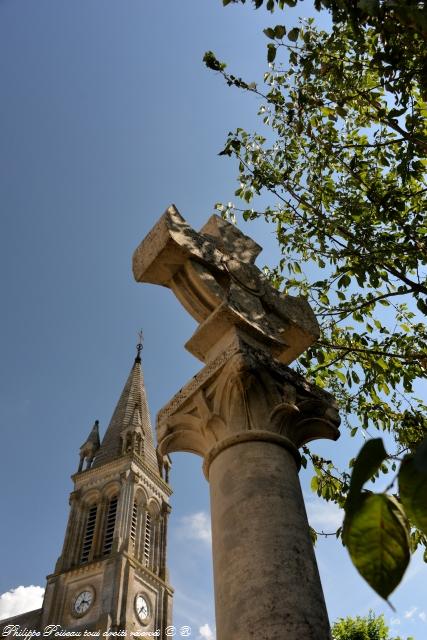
top-left (143, 512), bottom-right (151, 566)
top-left (130, 502), bottom-right (138, 548)
top-left (80, 505), bottom-right (98, 563)
top-left (102, 496), bottom-right (118, 555)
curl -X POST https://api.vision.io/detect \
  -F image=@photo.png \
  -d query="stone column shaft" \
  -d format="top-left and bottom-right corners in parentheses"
top-left (209, 437), bottom-right (329, 639)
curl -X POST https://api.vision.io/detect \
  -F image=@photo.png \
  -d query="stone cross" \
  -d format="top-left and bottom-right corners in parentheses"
top-left (133, 205), bottom-right (321, 365)
top-left (133, 205), bottom-right (340, 640)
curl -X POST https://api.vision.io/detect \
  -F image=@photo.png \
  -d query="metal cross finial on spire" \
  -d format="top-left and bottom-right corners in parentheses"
top-left (135, 329), bottom-right (144, 362)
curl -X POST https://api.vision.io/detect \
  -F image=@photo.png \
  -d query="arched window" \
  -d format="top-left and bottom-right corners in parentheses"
top-left (102, 496), bottom-right (118, 555)
top-left (80, 504), bottom-right (98, 563)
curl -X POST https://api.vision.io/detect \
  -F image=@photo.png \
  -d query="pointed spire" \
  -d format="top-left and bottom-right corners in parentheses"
top-left (92, 340), bottom-right (159, 473)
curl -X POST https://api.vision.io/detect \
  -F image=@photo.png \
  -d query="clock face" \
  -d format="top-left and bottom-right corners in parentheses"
top-left (135, 594), bottom-right (150, 623)
top-left (73, 590), bottom-right (93, 616)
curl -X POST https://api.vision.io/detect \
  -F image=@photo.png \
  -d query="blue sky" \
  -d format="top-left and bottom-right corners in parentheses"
top-left (0, 1), bottom-right (426, 639)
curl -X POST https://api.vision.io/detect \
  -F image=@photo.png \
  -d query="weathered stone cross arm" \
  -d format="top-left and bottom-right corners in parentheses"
top-left (132, 204), bottom-right (320, 365)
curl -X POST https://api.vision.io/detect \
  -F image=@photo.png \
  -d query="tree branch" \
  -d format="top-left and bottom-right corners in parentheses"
top-left (317, 340), bottom-right (426, 362)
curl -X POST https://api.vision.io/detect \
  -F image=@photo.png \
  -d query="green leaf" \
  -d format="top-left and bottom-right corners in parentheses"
top-left (416, 298), bottom-right (427, 314)
top-left (309, 526), bottom-right (318, 545)
top-left (337, 274), bottom-right (351, 289)
top-left (346, 439), bottom-right (387, 511)
top-left (376, 358), bottom-right (388, 371)
top-left (263, 27), bottom-right (276, 40)
top-left (343, 494), bottom-right (410, 599)
top-left (351, 370), bottom-right (360, 384)
top-left (203, 51), bottom-right (227, 72)
top-left (288, 27), bottom-right (299, 42)
top-left (399, 440), bottom-right (427, 535)
top-left (267, 44), bottom-right (276, 63)
top-left (274, 25), bottom-right (286, 39)
top-left (335, 370), bottom-right (346, 384)
top-left (380, 381), bottom-right (390, 396)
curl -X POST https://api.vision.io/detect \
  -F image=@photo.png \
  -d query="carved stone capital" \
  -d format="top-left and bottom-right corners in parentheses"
top-left (157, 339), bottom-right (340, 476)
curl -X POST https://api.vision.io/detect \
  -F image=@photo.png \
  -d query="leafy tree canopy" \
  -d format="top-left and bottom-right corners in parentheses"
top-left (204, 0), bottom-right (427, 601)
top-left (332, 610), bottom-right (412, 640)
top-left (224, 0), bottom-right (427, 98)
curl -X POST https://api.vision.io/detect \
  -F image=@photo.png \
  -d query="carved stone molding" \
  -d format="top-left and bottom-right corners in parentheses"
top-left (157, 340), bottom-right (340, 472)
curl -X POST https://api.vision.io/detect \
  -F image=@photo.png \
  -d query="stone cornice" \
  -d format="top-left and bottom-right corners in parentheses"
top-left (46, 559), bottom-right (105, 581)
top-left (46, 554), bottom-right (172, 592)
top-left (72, 453), bottom-right (172, 498)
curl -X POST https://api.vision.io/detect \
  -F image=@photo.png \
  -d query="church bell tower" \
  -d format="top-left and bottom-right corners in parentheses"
top-left (40, 339), bottom-right (173, 636)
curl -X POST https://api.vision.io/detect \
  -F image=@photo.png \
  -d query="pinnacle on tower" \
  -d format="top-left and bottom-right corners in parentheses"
top-left (78, 419), bottom-right (101, 471)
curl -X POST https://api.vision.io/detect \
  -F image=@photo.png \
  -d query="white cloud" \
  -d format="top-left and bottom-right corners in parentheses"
top-left (404, 606), bottom-right (418, 619)
top-left (180, 512), bottom-right (211, 544)
top-left (419, 611), bottom-right (426, 622)
top-left (390, 618), bottom-right (401, 626)
top-left (198, 623), bottom-right (215, 640)
top-left (0, 586), bottom-right (44, 621)
top-left (305, 497), bottom-right (343, 531)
